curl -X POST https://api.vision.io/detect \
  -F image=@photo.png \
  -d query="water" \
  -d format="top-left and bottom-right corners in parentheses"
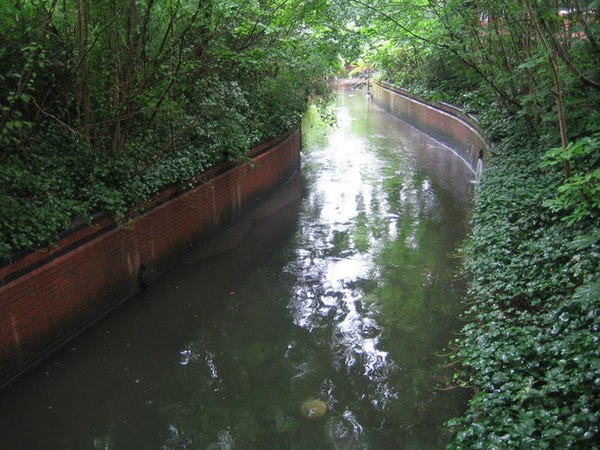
top-left (0, 87), bottom-right (473, 449)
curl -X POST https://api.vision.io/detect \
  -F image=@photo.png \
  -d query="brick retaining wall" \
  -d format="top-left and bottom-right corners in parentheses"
top-left (0, 130), bottom-right (301, 390)
top-left (373, 81), bottom-right (489, 169)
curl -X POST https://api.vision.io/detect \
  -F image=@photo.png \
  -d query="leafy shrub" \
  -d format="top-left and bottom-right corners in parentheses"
top-left (0, 71), bottom-right (320, 260)
top-left (0, 0), bottom-right (336, 260)
top-left (446, 125), bottom-right (600, 449)
top-left (541, 133), bottom-right (600, 227)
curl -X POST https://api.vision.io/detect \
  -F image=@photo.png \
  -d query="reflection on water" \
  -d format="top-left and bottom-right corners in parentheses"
top-left (0, 87), bottom-right (473, 449)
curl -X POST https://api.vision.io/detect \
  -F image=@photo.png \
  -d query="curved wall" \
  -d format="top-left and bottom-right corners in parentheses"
top-left (0, 130), bottom-right (301, 390)
top-left (373, 81), bottom-right (489, 170)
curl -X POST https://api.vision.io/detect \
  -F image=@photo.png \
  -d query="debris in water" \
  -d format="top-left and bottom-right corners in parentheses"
top-left (300, 399), bottom-right (327, 419)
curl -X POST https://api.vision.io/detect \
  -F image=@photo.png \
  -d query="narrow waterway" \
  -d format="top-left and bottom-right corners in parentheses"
top-left (0, 86), bottom-right (473, 449)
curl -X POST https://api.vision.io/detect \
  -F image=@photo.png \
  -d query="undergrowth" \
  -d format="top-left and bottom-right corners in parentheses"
top-left (445, 125), bottom-right (600, 448)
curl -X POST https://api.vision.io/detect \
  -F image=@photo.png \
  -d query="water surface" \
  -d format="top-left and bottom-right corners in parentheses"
top-left (0, 87), bottom-right (473, 449)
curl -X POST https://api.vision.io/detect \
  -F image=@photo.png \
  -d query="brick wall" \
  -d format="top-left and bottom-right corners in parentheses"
top-left (0, 130), bottom-right (301, 390)
top-left (373, 81), bottom-right (489, 169)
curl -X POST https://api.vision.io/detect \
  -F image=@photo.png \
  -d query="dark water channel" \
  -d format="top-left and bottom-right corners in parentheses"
top-left (0, 87), bottom-right (474, 449)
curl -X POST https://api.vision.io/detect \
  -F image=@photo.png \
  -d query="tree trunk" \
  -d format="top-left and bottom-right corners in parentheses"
top-left (77, 0), bottom-right (92, 145)
top-left (524, 0), bottom-right (571, 179)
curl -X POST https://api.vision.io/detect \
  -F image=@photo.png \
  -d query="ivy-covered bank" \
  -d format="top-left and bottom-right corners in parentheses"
top-left (444, 124), bottom-right (600, 447)
top-left (348, 0), bottom-right (600, 445)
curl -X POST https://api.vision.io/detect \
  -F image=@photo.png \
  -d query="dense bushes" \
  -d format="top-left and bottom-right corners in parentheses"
top-left (0, 72), bottom-right (313, 259)
top-left (356, 0), bottom-right (600, 446)
top-left (0, 0), bottom-right (340, 260)
top-left (2, 1), bottom-right (599, 444)
top-left (445, 127), bottom-right (599, 448)
top-left (375, 22), bottom-right (600, 449)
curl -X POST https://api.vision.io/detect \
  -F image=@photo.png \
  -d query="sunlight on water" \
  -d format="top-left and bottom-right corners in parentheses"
top-left (0, 86), bottom-right (474, 450)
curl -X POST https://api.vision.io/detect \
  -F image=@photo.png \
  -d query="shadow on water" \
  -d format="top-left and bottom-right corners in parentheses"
top-left (0, 86), bottom-right (474, 450)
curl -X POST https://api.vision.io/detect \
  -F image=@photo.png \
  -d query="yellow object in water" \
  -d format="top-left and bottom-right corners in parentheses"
top-left (300, 399), bottom-right (327, 419)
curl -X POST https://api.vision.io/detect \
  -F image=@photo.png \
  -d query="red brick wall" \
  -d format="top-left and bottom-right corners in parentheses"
top-left (373, 82), bottom-right (489, 169)
top-left (0, 130), bottom-right (301, 389)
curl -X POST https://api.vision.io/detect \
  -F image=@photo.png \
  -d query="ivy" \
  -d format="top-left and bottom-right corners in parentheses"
top-left (445, 123), bottom-right (600, 449)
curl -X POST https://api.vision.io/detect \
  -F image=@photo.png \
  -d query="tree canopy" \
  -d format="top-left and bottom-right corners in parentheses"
top-left (0, 0), bottom-right (356, 257)
top-left (347, 1), bottom-right (599, 447)
top-left (4, 0), bottom-right (596, 257)
top-left (1, 1), bottom-right (599, 447)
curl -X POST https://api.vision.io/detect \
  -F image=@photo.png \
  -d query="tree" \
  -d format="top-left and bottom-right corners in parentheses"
top-left (0, 0), bottom-right (347, 258)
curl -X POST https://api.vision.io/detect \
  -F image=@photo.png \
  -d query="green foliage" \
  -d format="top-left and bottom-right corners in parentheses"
top-left (445, 125), bottom-right (600, 449)
top-left (360, 0), bottom-right (600, 141)
top-left (350, 4), bottom-right (600, 443)
top-left (0, 0), bottom-right (343, 259)
top-left (541, 133), bottom-right (600, 226)
top-left (2, 2), bottom-right (599, 445)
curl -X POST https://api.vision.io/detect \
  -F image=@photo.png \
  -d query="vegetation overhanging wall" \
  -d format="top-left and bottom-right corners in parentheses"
top-left (0, 130), bottom-right (301, 390)
top-left (373, 81), bottom-right (489, 169)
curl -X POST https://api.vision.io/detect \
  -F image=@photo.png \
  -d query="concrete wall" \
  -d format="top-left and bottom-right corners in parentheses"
top-left (0, 130), bottom-right (301, 390)
top-left (373, 81), bottom-right (489, 170)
